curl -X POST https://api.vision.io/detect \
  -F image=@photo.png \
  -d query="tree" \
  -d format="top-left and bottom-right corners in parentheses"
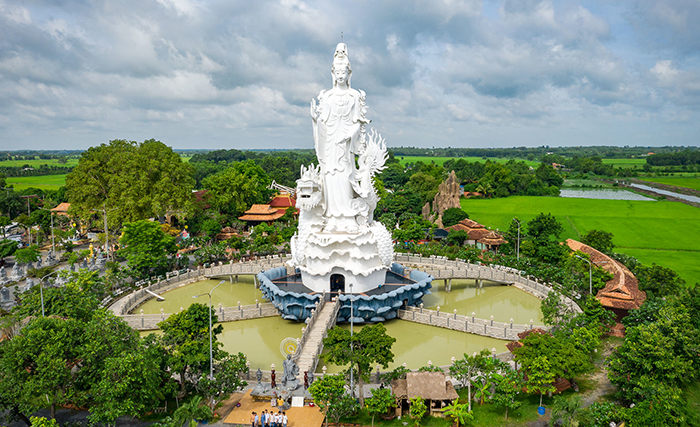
top-left (409, 396), bottom-right (427, 427)
top-left (526, 356), bottom-right (556, 407)
top-left (0, 215), bottom-right (10, 238)
top-left (449, 349), bottom-right (492, 411)
top-left (365, 387), bottom-right (396, 427)
top-left (491, 369), bottom-right (524, 420)
top-left (196, 352), bottom-right (248, 408)
top-left (171, 395), bottom-right (213, 427)
top-left (0, 238), bottom-right (18, 262)
top-left (29, 417), bottom-right (59, 427)
top-left (549, 394), bottom-right (583, 427)
top-left (535, 163), bottom-right (564, 187)
top-left (635, 263), bottom-right (685, 298)
top-left (118, 220), bottom-right (177, 279)
top-left (13, 245), bottom-right (40, 264)
top-left (446, 229), bottom-right (469, 246)
top-left (13, 279), bottom-right (100, 322)
top-left (442, 207), bottom-right (469, 227)
top-left (443, 401), bottom-right (473, 427)
top-left (0, 316), bottom-right (83, 419)
top-left (308, 374), bottom-right (357, 427)
top-left (513, 332), bottom-right (592, 389)
top-left (158, 303), bottom-right (224, 399)
top-left (322, 323), bottom-right (396, 408)
top-left (202, 160), bottom-right (273, 217)
top-left (580, 229), bottom-right (615, 254)
top-left (527, 213), bottom-right (563, 242)
top-left (66, 139), bottom-right (194, 229)
top-left (88, 349), bottom-right (170, 426)
top-left (608, 302), bottom-right (699, 403)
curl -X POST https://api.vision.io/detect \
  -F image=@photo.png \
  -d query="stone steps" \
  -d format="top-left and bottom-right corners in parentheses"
top-left (297, 301), bottom-right (339, 374)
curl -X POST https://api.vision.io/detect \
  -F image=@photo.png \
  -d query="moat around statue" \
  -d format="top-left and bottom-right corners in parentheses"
top-left (258, 43), bottom-right (432, 323)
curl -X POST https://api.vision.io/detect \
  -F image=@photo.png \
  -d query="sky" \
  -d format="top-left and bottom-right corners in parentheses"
top-left (0, 0), bottom-right (699, 151)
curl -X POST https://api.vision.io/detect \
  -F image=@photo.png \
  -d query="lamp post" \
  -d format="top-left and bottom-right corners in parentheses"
top-left (40, 269), bottom-right (64, 317)
top-left (349, 282), bottom-right (354, 399)
top-left (574, 254), bottom-right (592, 295)
top-left (513, 218), bottom-right (521, 261)
top-left (193, 280), bottom-right (225, 382)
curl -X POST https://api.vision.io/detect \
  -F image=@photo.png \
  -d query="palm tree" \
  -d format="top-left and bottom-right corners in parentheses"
top-left (172, 396), bottom-right (213, 427)
top-left (443, 401), bottom-right (474, 426)
top-left (549, 395), bottom-right (583, 427)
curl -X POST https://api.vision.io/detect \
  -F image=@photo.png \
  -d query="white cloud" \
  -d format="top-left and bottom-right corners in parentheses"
top-left (0, 0), bottom-right (698, 149)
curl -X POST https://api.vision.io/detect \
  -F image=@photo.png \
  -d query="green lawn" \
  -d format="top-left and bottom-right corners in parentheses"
top-left (0, 158), bottom-right (78, 167)
top-left (397, 156), bottom-right (539, 168)
top-left (460, 196), bottom-right (700, 285)
top-left (639, 176), bottom-right (700, 191)
top-left (6, 174), bottom-right (67, 191)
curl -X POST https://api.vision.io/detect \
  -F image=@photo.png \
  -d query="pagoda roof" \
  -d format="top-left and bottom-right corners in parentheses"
top-left (238, 204), bottom-right (286, 222)
top-left (477, 230), bottom-right (507, 246)
top-left (269, 193), bottom-right (296, 209)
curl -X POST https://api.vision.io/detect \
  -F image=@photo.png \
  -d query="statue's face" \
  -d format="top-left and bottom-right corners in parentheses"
top-left (333, 66), bottom-right (349, 86)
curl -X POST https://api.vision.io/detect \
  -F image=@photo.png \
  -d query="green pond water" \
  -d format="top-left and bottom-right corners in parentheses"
top-left (141, 317), bottom-right (303, 371)
top-left (423, 279), bottom-right (544, 324)
top-left (136, 276), bottom-right (543, 371)
top-left (317, 320), bottom-right (509, 373)
top-left (138, 277), bottom-right (265, 314)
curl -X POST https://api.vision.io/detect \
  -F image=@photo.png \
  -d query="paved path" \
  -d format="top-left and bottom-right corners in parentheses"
top-left (296, 300), bottom-right (339, 375)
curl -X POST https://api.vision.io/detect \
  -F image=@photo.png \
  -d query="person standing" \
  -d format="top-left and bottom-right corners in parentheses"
top-left (251, 412), bottom-right (257, 427)
top-left (282, 412), bottom-right (288, 427)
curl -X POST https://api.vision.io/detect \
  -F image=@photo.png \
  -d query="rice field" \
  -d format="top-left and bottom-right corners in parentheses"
top-left (600, 158), bottom-right (647, 168)
top-left (0, 158), bottom-right (78, 167)
top-left (460, 195), bottom-right (700, 285)
top-left (639, 176), bottom-right (700, 191)
top-left (6, 174), bottom-right (67, 191)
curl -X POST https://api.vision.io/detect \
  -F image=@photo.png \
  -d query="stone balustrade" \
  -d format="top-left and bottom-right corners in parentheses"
top-left (397, 306), bottom-right (544, 340)
top-left (120, 302), bottom-right (278, 330)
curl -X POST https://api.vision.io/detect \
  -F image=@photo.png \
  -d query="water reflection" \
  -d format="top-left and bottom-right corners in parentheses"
top-left (319, 320), bottom-right (509, 372)
top-left (423, 280), bottom-right (543, 324)
top-left (138, 277), bottom-right (265, 314)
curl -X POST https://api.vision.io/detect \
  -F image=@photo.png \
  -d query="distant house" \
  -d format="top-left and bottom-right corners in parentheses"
top-left (50, 202), bottom-right (71, 217)
top-left (448, 219), bottom-right (507, 252)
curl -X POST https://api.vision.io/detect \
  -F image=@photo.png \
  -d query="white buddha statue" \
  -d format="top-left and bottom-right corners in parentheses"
top-left (310, 43), bottom-right (369, 233)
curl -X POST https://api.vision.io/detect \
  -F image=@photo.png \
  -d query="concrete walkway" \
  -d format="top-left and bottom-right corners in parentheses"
top-left (296, 300), bottom-right (339, 375)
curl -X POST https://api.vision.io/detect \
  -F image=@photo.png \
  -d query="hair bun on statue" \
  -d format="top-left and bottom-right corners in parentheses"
top-left (332, 43), bottom-right (351, 72)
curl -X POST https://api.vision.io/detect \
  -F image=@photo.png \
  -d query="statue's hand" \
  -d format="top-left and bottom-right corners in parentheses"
top-left (310, 99), bottom-right (319, 120)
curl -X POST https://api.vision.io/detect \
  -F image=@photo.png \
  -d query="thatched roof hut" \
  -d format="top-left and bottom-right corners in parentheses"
top-left (391, 372), bottom-right (458, 417)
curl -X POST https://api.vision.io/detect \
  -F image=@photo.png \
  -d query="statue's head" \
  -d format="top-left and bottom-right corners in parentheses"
top-left (331, 43), bottom-right (352, 88)
top-left (296, 164), bottom-right (323, 210)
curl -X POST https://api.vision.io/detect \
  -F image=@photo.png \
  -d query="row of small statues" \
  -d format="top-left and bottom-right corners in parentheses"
top-left (0, 251), bottom-right (107, 285)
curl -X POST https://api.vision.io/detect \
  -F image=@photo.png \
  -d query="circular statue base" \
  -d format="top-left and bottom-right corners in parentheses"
top-left (257, 263), bottom-right (432, 323)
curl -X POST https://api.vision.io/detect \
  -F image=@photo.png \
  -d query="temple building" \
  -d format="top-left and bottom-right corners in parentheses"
top-left (448, 219), bottom-right (507, 252)
top-left (238, 193), bottom-right (297, 226)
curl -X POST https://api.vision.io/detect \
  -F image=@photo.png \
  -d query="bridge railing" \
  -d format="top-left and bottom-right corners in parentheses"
top-left (398, 306), bottom-right (545, 340)
top-left (120, 302), bottom-right (278, 330)
top-left (110, 255), bottom-right (292, 316)
top-left (294, 297), bottom-right (326, 361)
